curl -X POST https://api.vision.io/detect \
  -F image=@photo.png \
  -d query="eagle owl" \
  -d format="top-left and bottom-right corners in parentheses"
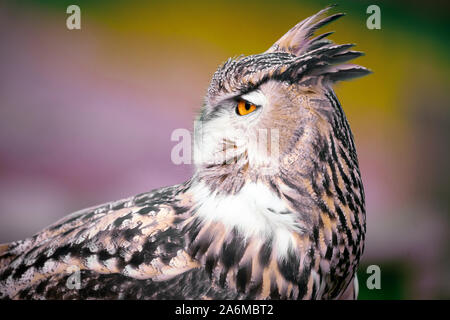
top-left (0, 6), bottom-right (368, 300)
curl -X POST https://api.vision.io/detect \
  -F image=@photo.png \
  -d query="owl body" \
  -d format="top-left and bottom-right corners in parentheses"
top-left (0, 7), bottom-right (368, 300)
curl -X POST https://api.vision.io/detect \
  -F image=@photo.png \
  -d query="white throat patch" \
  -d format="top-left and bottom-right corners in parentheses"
top-left (190, 181), bottom-right (304, 257)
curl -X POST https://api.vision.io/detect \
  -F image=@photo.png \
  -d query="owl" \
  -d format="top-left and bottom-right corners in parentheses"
top-left (0, 6), bottom-right (368, 300)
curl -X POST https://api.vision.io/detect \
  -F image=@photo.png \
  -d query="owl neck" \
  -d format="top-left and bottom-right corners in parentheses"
top-left (181, 178), bottom-right (316, 299)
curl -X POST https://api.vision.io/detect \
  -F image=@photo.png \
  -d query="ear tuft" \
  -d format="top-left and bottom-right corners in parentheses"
top-left (322, 64), bottom-right (372, 82)
top-left (267, 6), bottom-right (372, 83)
top-left (266, 6), bottom-right (344, 56)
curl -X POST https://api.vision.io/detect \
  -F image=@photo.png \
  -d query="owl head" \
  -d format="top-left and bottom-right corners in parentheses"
top-left (193, 6), bottom-right (370, 193)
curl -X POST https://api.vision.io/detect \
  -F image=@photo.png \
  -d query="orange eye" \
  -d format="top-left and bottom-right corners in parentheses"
top-left (236, 99), bottom-right (257, 116)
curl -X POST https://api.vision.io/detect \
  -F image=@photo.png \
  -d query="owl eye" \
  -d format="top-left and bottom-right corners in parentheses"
top-left (236, 99), bottom-right (257, 116)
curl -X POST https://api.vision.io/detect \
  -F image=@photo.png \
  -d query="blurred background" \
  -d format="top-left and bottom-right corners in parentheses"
top-left (0, 0), bottom-right (448, 299)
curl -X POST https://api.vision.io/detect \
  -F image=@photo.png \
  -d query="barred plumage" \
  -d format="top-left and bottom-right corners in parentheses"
top-left (0, 6), bottom-right (369, 300)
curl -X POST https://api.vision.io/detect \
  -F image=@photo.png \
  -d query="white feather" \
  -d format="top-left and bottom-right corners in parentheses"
top-left (191, 181), bottom-right (305, 258)
top-left (241, 89), bottom-right (268, 107)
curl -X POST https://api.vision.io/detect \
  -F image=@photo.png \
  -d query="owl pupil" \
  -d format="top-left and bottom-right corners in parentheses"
top-left (245, 102), bottom-right (251, 110)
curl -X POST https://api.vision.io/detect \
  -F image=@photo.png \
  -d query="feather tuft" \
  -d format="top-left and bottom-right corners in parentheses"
top-left (266, 6), bottom-right (371, 83)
